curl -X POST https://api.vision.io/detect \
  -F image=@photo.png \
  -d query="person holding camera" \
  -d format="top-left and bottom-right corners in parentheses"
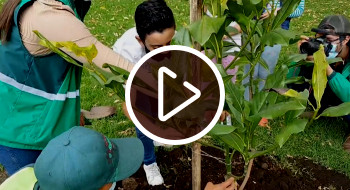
top-left (290, 15), bottom-right (350, 152)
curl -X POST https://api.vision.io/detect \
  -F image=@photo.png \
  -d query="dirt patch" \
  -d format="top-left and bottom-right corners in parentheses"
top-left (117, 146), bottom-right (350, 190)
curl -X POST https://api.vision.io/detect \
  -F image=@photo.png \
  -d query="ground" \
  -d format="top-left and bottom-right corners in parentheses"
top-left (1, 0), bottom-right (350, 188)
top-left (117, 146), bottom-right (350, 190)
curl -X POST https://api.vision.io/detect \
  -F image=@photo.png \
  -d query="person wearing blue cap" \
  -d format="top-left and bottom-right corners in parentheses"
top-left (0, 126), bottom-right (144, 190)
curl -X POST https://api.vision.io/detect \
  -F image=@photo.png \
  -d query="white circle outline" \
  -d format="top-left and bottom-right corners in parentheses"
top-left (125, 45), bottom-right (225, 145)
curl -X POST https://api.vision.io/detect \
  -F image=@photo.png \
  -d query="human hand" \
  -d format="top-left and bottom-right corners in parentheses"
top-left (260, 8), bottom-right (280, 20)
top-left (298, 35), bottom-right (310, 48)
top-left (219, 111), bottom-right (230, 122)
top-left (326, 65), bottom-right (334, 77)
top-left (204, 177), bottom-right (238, 190)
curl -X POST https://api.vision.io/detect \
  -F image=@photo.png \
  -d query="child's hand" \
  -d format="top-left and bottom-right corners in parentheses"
top-left (204, 177), bottom-right (238, 190)
top-left (219, 111), bottom-right (230, 122)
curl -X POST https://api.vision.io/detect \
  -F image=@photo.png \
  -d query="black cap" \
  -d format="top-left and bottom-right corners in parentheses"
top-left (311, 15), bottom-right (350, 36)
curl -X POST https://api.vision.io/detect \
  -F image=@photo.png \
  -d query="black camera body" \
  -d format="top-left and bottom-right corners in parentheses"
top-left (299, 38), bottom-right (332, 56)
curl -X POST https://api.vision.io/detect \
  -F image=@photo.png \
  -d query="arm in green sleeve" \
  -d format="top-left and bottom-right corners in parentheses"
top-left (328, 72), bottom-right (350, 102)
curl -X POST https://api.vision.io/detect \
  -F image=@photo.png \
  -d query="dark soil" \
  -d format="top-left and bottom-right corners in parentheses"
top-left (117, 146), bottom-right (350, 190)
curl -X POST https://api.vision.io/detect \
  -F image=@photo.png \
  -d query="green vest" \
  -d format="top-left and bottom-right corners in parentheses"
top-left (0, 167), bottom-right (37, 190)
top-left (0, 0), bottom-right (88, 150)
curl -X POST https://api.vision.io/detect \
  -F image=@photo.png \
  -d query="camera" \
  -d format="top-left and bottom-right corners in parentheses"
top-left (299, 37), bottom-right (333, 56)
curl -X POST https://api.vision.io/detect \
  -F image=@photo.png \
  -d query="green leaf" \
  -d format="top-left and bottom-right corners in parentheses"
top-left (269, 88), bottom-right (309, 100)
top-left (250, 0), bottom-right (261, 4)
top-left (312, 45), bottom-right (329, 110)
top-left (251, 99), bottom-right (306, 120)
top-left (271, 0), bottom-right (301, 30)
top-left (264, 64), bottom-right (288, 89)
top-left (102, 63), bottom-right (130, 78)
top-left (225, 83), bottom-right (245, 113)
top-left (284, 76), bottom-right (309, 85)
top-left (318, 102), bottom-right (350, 118)
top-left (327, 57), bottom-right (343, 64)
top-left (218, 132), bottom-right (246, 153)
top-left (227, 103), bottom-right (244, 128)
top-left (226, 1), bottom-right (251, 31)
top-left (261, 28), bottom-right (298, 47)
top-left (171, 27), bottom-right (192, 47)
top-left (209, 124), bottom-right (237, 135)
top-left (55, 41), bottom-right (98, 64)
top-left (280, 54), bottom-right (307, 67)
top-left (216, 64), bottom-right (228, 77)
top-left (226, 57), bottom-right (250, 70)
top-left (275, 119), bottom-right (308, 148)
top-left (188, 16), bottom-right (226, 46)
top-left (33, 30), bottom-right (83, 69)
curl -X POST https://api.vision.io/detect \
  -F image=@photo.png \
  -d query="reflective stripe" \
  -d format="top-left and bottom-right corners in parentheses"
top-left (0, 72), bottom-right (79, 101)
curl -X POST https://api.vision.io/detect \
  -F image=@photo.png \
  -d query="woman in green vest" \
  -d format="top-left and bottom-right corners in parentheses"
top-left (0, 0), bottom-right (134, 175)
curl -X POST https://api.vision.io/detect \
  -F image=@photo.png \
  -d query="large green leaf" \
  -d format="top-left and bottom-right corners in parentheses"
top-left (218, 132), bottom-right (245, 153)
top-left (209, 124), bottom-right (237, 135)
top-left (225, 82), bottom-right (245, 113)
top-left (227, 102), bottom-right (244, 128)
top-left (54, 41), bottom-right (98, 64)
top-left (251, 99), bottom-right (306, 120)
top-left (271, 0), bottom-right (301, 30)
top-left (188, 16), bottom-right (226, 46)
top-left (261, 28), bottom-right (298, 47)
top-left (204, 0), bottom-right (228, 17)
top-left (34, 30), bottom-right (127, 101)
top-left (34, 30), bottom-right (83, 69)
top-left (171, 27), bottom-right (192, 47)
top-left (226, 1), bottom-right (251, 32)
top-left (318, 102), bottom-right (350, 118)
top-left (264, 64), bottom-right (288, 89)
top-left (275, 119), bottom-right (308, 148)
top-left (312, 45), bottom-right (329, 109)
top-left (279, 54), bottom-right (307, 68)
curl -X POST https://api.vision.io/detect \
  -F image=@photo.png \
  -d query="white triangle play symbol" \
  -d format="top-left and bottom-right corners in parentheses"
top-left (158, 67), bottom-right (201, 122)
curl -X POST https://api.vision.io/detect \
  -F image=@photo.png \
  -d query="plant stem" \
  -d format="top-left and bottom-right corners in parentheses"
top-left (249, 144), bottom-right (278, 160)
top-left (239, 159), bottom-right (254, 190)
top-left (217, 0), bottom-right (221, 16)
top-left (225, 20), bottom-right (259, 71)
top-left (197, 140), bottom-right (225, 152)
top-left (225, 146), bottom-right (232, 176)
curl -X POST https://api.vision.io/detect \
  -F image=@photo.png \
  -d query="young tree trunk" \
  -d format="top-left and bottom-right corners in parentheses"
top-left (190, 1), bottom-right (202, 190)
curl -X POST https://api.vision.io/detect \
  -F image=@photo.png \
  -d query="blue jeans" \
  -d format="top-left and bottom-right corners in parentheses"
top-left (281, 18), bottom-right (291, 30)
top-left (0, 145), bottom-right (41, 176)
top-left (135, 127), bottom-right (156, 165)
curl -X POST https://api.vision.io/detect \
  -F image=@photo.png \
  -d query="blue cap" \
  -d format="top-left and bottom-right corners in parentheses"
top-left (34, 126), bottom-right (144, 190)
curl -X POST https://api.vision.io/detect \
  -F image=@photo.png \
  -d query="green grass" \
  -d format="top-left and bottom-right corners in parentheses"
top-left (1, 0), bottom-right (350, 179)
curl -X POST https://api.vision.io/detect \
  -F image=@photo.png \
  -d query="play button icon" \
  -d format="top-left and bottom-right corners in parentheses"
top-left (125, 45), bottom-right (225, 145)
top-left (158, 67), bottom-right (201, 122)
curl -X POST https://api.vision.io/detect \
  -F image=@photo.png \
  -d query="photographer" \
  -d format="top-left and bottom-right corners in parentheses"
top-left (290, 15), bottom-right (350, 151)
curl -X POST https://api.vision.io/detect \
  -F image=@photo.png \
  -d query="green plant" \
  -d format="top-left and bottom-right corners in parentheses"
top-left (174, 0), bottom-right (350, 188)
top-left (33, 30), bottom-right (129, 102)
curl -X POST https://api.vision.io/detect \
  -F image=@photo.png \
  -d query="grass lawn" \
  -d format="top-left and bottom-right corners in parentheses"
top-left (1, 0), bottom-right (350, 181)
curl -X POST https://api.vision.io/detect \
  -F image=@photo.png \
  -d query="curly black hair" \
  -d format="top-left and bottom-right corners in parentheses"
top-left (135, 0), bottom-right (176, 42)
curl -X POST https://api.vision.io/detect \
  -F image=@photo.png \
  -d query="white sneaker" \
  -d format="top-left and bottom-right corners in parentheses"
top-left (153, 141), bottom-right (173, 148)
top-left (143, 163), bottom-right (164, 186)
